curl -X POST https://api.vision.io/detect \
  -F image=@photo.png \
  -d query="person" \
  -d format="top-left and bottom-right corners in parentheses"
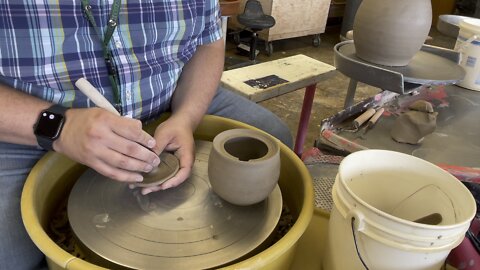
top-left (0, 1), bottom-right (292, 269)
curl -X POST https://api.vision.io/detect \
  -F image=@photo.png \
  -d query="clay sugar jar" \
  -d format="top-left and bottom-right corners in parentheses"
top-left (208, 129), bottom-right (281, 206)
top-left (353, 0), bottom-right (432, 66)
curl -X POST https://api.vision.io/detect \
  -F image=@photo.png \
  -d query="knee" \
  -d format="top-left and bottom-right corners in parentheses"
top-left (269, 120), bottom-right (294, 149)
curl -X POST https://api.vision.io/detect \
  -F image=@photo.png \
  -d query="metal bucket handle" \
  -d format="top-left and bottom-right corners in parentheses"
top-left (348, 211), bottom-right (370, 270)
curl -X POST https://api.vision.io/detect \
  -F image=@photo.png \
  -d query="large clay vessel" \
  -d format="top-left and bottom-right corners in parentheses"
top-left (208, 128), bottom-right (280, 206)
top-left (353, 0), bottom-right (432, 66)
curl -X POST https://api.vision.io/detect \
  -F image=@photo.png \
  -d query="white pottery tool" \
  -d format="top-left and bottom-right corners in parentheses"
top-left (75, 78), bottom-right (120, 116)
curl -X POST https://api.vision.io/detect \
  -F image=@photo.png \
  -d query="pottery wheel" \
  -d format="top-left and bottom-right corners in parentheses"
top-left (337, 42), bottom-right (465, 85)
top-left (67, 140), bottom-right (282, 270)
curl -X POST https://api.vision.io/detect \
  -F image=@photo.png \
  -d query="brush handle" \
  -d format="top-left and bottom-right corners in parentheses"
top-left (75, 78), bottom-right (120, 116)
top-left (368, 108), bottom-right (385, 125)
top-left (353, 108), bottom-right (376, 128)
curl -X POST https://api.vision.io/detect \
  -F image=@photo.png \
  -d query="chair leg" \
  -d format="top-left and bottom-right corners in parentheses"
top-left (249, 32), bottom-right (258, 61)
top-left (344, 79), bottom-right (358, 109)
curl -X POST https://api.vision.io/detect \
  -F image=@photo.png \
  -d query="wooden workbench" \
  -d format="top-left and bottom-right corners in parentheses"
top-left (220, 54), bottom-right (336, 156)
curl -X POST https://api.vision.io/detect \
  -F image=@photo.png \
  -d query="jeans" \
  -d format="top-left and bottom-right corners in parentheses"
top-left (0, 88), bottom-right (292, 269)
top-left (0, 143), bottom-right (47, 270)
top-left (207, 88), bottom-right (293, 148)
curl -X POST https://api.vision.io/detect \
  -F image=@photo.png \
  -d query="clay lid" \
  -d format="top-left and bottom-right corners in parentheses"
top-left (136, 152), bottom-right (180, 187)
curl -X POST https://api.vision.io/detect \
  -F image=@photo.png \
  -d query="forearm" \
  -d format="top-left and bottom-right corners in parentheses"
top-left (171, 39), bottom-right (224, 129)
top-left (0, 83), bottom-right (51, 145)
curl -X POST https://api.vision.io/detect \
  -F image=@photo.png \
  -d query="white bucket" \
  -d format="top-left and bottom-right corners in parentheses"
top-left (323, 150), bottom-right (477, 270)
top-left (455, 18), bottom-right (480, 91)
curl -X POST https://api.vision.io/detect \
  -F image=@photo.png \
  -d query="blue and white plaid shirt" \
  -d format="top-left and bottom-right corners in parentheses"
top-left (0, 0), bottom-right (222, 120)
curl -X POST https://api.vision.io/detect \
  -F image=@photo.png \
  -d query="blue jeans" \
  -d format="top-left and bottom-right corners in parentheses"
top-left (0, 88), bottom-right (292, 269)
top-left (207, 88), bottom-right (293, 148)
top-left (0, 143), bottom-right (47, 270)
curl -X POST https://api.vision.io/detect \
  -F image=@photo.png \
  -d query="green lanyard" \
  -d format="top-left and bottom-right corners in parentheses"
top-left (81, 0), bottom-right (122, 114)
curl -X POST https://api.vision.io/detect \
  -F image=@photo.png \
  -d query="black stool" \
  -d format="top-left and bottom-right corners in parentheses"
top-left (236, 0), bottom-right (275, 62)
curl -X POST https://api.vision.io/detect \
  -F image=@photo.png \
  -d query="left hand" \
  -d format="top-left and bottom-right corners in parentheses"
top-left (136, 115), bottom-right (195, 195)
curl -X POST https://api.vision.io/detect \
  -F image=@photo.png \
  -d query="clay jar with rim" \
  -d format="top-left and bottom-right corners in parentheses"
top-left (208, 128), bottom-right (280, 206)
top-left (353, 0), bottom-right (432, 66)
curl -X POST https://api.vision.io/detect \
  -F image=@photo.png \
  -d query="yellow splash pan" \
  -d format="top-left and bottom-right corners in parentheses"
top-left (21, 115), bottom-right (314, 270)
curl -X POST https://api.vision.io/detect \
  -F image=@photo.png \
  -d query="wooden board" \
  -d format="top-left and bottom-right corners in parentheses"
top-left (220, 54), bottom-right (336, 102)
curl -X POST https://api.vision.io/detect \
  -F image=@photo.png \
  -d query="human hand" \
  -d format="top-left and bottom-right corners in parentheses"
top-left (137, 115), bottom-right (195, 195)
top-left (53, 108), bottom-right (160, 182)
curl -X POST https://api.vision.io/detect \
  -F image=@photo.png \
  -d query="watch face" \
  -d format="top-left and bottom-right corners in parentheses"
top-left (34, 111), bottom-right (65, 139)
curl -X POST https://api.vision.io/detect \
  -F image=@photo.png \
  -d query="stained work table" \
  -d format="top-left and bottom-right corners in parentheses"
top-left (220, 54), bottom-right (336, 156)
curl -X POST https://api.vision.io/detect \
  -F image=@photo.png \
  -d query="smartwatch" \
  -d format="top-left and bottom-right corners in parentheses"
top-left (33, 104), bottom-right (69, 151)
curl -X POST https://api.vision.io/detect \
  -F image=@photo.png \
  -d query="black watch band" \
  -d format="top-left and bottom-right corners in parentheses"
top-left (34, 104), bottom-right (69, 151)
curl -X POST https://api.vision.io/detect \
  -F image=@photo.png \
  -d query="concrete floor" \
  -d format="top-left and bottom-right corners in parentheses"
top-left (224, 23), bottom-right (458, 152)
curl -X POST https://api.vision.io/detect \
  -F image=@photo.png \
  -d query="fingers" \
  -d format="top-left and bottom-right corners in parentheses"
top-left (57, 108), bottom-right (160, 182)
top-left (132, 119), bottom-right (197, 195)
top-left (97, 144), bottom-right (159, 174)
top-left (140, 145), bottom-right (194, 195)
top-left (140, 167), bottom-right (191, 195)
top-left (87, 155), bottom-right (145, 183)
top-left (159, 167), bottom-right (192, 190)
top-left (112, 118), bottom-right (157, 149)
top-left (103, 135), bottom-right (160, 167)
top-left (107, 118), bottom-right (160, 167)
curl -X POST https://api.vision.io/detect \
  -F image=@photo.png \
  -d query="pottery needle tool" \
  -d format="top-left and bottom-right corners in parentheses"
top-left (75, 78), bottom-right (121, 116)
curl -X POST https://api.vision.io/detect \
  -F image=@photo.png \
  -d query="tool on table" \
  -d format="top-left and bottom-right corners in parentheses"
top-left (357, 107), bottom-right (385, 139)
top-left (353, 107), bottom-right (376, 129)
top-left (338, 107), bottom-right (377, 133)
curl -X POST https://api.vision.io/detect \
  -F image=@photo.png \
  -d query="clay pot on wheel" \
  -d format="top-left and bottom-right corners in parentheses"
top-left (208, 129), bottom-right (280, 206)
top-left (353, 0), bottom-right (432, 66)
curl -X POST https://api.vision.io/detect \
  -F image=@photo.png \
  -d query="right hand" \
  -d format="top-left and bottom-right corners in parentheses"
top-left (53, 107), bottom-right (160, 183)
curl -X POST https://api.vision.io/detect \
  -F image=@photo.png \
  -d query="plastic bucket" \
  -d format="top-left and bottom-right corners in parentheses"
top-left (323, 150), bottom-right (476, 270)
top-left (455, 18), bottom-right (480, 91)
top-left (21, 115), bottom-right (314, 270)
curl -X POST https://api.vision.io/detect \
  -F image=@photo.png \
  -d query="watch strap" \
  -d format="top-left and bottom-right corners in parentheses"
top-left (35, 104), bottom-right (68, 151)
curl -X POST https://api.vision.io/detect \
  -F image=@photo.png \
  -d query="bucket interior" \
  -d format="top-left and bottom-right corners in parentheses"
top-left (339, 150), bottom-right (476, 226)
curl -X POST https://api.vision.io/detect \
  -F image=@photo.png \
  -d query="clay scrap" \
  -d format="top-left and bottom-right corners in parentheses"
top-left (391, 100), bottom-right (438, 144)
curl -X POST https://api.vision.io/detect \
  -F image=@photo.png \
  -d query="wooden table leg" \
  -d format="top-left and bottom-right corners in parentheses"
top-left (294, 84), bottom-right (317, 156)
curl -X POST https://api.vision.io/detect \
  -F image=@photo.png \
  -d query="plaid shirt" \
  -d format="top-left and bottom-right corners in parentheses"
top-left (0, 0), bottom-right (222, 120)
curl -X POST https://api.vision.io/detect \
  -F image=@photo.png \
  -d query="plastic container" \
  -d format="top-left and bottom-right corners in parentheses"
top-left (455, 18), bottom-right (480, 91)
top-left (323, 150), bottom-right (476, 270)
top-left (21, 115), bottom-right (314, 270)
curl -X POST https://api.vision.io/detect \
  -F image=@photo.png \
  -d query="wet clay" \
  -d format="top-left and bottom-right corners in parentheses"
top-left (391, 100), bottom-right (438, 144)
top-left (208, 129), bottom-right (280, 206)
top-left (353, 0), bottom-right (432, 66)
top-left (136, 152), bottom-right (180, 188)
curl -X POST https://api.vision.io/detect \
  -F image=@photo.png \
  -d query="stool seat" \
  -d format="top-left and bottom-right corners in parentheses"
top-left (237, 13), bottom-right (275, 30)
top-left (237, 16), bottom-right (275, 30)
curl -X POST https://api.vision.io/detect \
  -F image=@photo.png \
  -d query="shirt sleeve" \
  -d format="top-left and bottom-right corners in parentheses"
top-left (197, 0), bottom-right (223, 45)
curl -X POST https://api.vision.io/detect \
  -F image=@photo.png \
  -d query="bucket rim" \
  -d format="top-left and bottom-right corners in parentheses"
top-left (337, 149), bottom-right (477, 230)
top-left (460, 18), bottom-right (480, 33)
